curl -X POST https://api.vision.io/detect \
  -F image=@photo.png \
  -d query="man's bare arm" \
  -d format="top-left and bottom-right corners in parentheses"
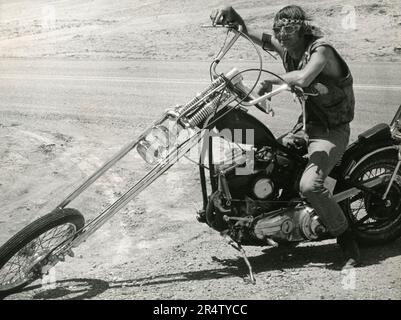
top-left (242, 26), bottom-right (263, 46)
top-left (261, 46), bottom-right (329, 88)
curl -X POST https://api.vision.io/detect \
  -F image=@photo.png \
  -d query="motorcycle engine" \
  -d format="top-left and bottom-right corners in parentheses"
top-left (253, 205), bottom-right (328, 242)
top-left (208, 143), bottom-right (319, 243)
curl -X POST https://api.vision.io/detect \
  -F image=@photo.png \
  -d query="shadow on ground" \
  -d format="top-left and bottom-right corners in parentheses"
top-left (3, 237), bottom-right (400, 300)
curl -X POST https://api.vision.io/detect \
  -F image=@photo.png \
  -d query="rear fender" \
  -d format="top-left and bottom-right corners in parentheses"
top-left (332, 123), bottom-right (398, 180)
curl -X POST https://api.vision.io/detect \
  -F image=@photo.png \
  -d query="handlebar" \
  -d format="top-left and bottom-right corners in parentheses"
top-left (207, 24), bottom-right (243, 78)
top-left (240, 83), bottom-right (291, 106)
top-left (204, 23), bottom-right (311, 123)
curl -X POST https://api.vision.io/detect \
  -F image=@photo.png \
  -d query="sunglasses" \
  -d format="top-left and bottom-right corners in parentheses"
top-left (273, 24), bottom-right (301, 35)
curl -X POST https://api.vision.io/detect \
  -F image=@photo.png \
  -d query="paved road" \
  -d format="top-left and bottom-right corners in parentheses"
top-left (1, 58), bottom-right (401, 141)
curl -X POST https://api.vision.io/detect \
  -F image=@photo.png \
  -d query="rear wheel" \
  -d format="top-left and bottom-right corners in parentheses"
top-left (0, 208), bottom-right (84, 296)
top-left (341, 156), bottom-right (401, 245)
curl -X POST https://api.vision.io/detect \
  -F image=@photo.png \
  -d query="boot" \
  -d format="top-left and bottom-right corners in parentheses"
top-left (337, 228), bottom-right (361, 270)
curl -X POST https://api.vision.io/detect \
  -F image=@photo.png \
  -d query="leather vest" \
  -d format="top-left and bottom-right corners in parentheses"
top-left (283, 38), bottom-right (355, 129)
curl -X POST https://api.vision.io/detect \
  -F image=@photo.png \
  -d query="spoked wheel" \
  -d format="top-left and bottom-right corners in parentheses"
top-left (341, 156), bottom-right (401, 245)
top-left (0, 208), bottom-right (85, 296)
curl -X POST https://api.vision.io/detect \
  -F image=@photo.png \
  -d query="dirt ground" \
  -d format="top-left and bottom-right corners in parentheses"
top-left (1, 0), bottom-right (401, 300)
top-left (0, 0), bottom-right (400, 62)
top-left (1, 117), bottom-right (401, 300)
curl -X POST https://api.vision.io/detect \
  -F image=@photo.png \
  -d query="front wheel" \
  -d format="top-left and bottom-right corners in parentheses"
top-left (341, 155), bottom-right (401, 245)
top-left (0, 208), bottom-right (85, 296)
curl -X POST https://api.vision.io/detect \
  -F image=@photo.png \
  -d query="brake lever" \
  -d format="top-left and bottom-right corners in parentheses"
top-left (290, 85), bottom-right (319, 101)
top-left (291, 85), bottom-right (304, 99)
top-left (304, 92), bottom-right (319, 97)
top-left (264, 100), bottom-right (275, 117)
top-left (254, 97), bottom-right (275, 116)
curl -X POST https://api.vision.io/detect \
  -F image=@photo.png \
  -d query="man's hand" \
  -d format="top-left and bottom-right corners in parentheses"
top-left (257, 80), bottom-right (273, 97)
top-left (210, 6), bottom-right (235, 26)
top-left (210, 6), bottom-right (247, 31)
top-left (282, 131), bottom-right (309, 150)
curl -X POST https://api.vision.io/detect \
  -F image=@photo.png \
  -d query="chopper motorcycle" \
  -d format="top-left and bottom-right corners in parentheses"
top-left (1, 24), bottom-right (401, 293)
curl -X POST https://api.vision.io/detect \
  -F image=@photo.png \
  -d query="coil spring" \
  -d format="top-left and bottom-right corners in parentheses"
top-left (179, 77), bottom-right (225, 114)
top-left (187, 98), bottom-right (219, 127)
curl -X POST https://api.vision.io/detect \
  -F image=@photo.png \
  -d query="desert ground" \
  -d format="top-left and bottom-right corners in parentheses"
top-left (1, 0), bottom-right (401, 300)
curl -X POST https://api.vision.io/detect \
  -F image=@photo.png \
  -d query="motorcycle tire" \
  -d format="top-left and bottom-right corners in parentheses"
top-left (0, 208), bottom-right (84, 296)
top-left (341, 154), bottom-right (401, 245)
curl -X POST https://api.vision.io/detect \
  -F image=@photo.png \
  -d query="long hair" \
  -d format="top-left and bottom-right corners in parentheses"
top-left (273, 5), bottom-right (322, 39)
top-left (274, 5), bottom-right (308, 24)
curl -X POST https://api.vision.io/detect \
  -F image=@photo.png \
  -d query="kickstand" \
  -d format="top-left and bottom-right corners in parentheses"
top-left (221, 232), bottom-right (256, 284)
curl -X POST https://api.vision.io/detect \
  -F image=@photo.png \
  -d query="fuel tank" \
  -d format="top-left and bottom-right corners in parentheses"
top-left (212, 107), bottom-right (279, 148)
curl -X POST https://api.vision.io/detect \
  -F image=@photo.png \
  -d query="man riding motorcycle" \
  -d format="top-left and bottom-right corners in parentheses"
top-left (210, 5), bottom-right (360, 270)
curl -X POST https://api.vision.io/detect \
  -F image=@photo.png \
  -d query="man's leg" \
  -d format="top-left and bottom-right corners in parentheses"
top-left (299, 137), bottom-right (349, 236)
top-left (299, 124), bottom-right (360, 269)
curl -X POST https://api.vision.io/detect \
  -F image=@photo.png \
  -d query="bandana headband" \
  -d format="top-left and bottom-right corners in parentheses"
top-left (273, 18), bottom-right (323, 38)
top-left (275, 18), bottom-right (304, 26)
